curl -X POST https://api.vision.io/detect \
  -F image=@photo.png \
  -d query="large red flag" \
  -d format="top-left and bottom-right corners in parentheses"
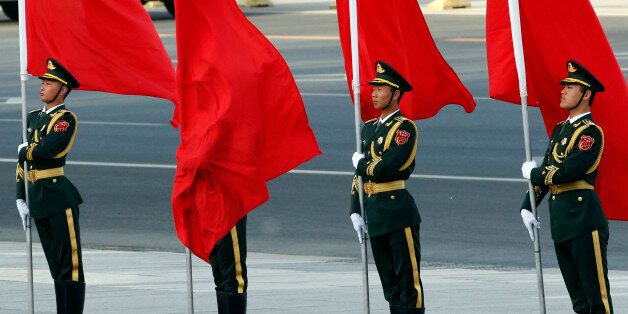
top-left (172, 0), bottom-right (321, 261)
top-left (336, 0), bottom-right (476, 121)
top-left (486, 0), bottom-right (628, 220)
top-left (26, 0), bottom-right (176, 102)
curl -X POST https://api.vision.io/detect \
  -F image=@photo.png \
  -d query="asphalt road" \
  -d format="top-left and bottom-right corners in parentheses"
top-left (0, 3), bottom-right (627, 270)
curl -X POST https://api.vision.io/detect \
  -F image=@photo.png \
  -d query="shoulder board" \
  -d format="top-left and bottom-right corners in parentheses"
top-left (581, 119), bottom-right (596, 127)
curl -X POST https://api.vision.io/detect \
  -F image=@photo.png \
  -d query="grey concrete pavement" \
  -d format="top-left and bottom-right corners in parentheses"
top-left (1, 241), bottom-right (627, 313)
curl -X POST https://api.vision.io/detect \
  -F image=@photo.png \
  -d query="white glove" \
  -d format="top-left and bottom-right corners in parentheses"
top-left (350, 213), bottom-right (368, 243)
top-left (352, 152), bottom-right (364, 169)
top-left (18, 142), bottom-right (28, 154)
top-left (16, 199), bottom-right (29, 230)
top-left (521, 160), bottom-right (538, 180)
top-left (520, 209), bottom-right (540, 241)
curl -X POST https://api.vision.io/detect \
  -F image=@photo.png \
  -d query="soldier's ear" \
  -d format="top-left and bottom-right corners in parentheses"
top-left (583, 89), bottom-right (592, 101)
top-left (393, 89), bottom-right (401, 101)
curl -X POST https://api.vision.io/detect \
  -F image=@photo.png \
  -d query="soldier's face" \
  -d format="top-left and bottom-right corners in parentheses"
top-left (560, 84), bottom-right (588, 110)
top-left (372, 85), bottom-right (394, 109)
top-left (40, 79), bottom-right (64, 102)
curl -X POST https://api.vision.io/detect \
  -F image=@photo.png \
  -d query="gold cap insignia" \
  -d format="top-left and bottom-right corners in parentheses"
top-left (47, 60), bottom-right (56, 70)
top-left (567, 63), bottom-right (576, 73)
top-left (376, 63), bottom-right (385, 74)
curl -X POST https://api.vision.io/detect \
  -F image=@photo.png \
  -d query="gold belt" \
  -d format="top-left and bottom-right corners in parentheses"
top-left (364, 180), bottom-right (405, 195)
top-left (27, 167), bottom-right (64, 182)
top-left (549, 180), bottom-right (594, 195)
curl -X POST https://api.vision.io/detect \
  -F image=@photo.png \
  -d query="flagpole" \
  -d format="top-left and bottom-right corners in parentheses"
top-left (348, 0), bottom-right (370, 313)
top-left (185, 247), bottom-right (194, 313)
top-left (17, 0), bottom-right (34, 312)
top-left (507, 0), bottom-right (546, 312)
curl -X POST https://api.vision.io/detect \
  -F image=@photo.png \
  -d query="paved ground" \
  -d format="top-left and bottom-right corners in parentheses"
top-left (1, 241), bottom-right (628, 313)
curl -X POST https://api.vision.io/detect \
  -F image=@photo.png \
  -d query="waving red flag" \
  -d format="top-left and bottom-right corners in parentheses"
top-left (26, 0), bottom-right (176, 101)
top-left (486, 0), bottom-right (628, 220)
top-left (336, 0), bottom-right (475, 121)
top-left (172, 0), bottom-right (321, 261)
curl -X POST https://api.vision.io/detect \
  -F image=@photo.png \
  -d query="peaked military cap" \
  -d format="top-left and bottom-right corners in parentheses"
top-left (560, 60), bottom-right (604, 92)
top-left (368, 61), bottom-right (412, 92)
top-left (38, 58), bottom-right (80, 89)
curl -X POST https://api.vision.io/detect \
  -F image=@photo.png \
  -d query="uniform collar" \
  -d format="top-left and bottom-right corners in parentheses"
top-left (568, 112), bottom-right (591, 124)
top-left (379, 109), bottom-right (400, 124)
top-left (43, 103), bottom-right (65, 114)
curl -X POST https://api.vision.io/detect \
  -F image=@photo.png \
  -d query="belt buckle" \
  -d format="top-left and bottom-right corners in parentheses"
top-left (364, 182), bottom-right (374, 195)
top-left (549, 185), bottom-right (558, 195)
top-left (28, 170), bottom-right (37, 182)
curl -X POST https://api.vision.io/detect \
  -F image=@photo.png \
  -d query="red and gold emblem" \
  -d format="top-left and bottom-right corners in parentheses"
top-left (53, 120), bottom-right (69, 132)
top-left (395, 130), bottom-right (410, 145)
top-left (578, 135), bottom-right (595, 151)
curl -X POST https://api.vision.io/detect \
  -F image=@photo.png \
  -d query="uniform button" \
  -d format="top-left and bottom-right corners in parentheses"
top-left (391, 195), bottom-right (395, 200)
top-left (542, 171), bottom-right (545, 175)
top-left (29, 166), bottom-right (33, 169)
top-left (578, 197), bottom-right (583, 202)
top-left (52, 179), bottom-right (57, 183)
top-left (552, 196), bottom-right (556, 200)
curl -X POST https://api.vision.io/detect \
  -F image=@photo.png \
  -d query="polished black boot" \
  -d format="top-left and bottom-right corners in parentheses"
top-left (389, 304), bottom-right (404, 314)
top-left (63, 281), bottom-right (85, 314)
top-left (225, 292), bottom-right (247, 314)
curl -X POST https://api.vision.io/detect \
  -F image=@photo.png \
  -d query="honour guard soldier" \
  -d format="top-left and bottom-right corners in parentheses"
top-left (16, 58), bottom-right (85, 313)
top-left (520, 60), bottom-right (613, 313)
top-left (210, 216), bottom-right (248, 313)
top-left (350, 61), bottom-right (424, 314)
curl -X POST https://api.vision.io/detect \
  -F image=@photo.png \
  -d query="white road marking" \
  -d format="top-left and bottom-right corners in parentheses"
top-left (1, 97), bottom-right (21, 105)
top-left (0, 158), bottom-right (525, 183)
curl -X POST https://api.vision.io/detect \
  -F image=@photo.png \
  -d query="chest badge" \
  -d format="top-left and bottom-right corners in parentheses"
top-left (377, 137), bottom-right (383, 144)
top-left (561, 137), bottom-right (567, 145)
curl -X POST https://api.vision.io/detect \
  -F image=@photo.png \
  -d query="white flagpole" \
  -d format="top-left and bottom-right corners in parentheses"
top-left (348, 0), bottom-right (370, 313)
top-left (185, 247), bottom-right (194, 313)
top-left (17, 0), bottom-right (34, 312)
top-left (507, 0), bottom-right (546, 312)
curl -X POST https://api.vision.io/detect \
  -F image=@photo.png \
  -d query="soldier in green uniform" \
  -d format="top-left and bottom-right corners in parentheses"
top-left (15, 58), bottom-right (85, 313)
top-left (210, 216), bottom-right (247, 313)
top-left (350, 61), bottom-right (424, 314)
top-left (520, 60), bottom-right (612, 314)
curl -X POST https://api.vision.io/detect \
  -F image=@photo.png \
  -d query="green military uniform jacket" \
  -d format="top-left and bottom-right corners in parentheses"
top-left (521, 113), bottom-right (607, 243)
top-left (351, 111), bottom-right (421, 237)
top-left (16, 105), bottom-right (82, 219)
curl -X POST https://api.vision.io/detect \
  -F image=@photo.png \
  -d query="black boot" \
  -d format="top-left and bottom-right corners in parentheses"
top-left (225, 292), bottom-right (247, 314)
top-left (216, 292), bottom-right (228, 314)
top-left (54, 280), bottom-right (65, 313)
top-left (390, 304), bottom-right (404, 314)
top-left (63, 281), bottom-right (85, 314)
top-left (404, 307), bottom-right (425, 314)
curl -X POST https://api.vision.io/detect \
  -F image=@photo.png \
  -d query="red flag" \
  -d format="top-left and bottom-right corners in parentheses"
top-left (172, 0), bottom-right (321, 261)
top-left (486, 0), bottom-right (628, 220)
top-left (26, 0), bottom-right (176, 102)
top-left (336, 0), bottom-right (476, 121)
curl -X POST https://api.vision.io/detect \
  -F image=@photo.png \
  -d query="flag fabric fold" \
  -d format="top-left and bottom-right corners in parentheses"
top-left (486, 0), bottom-right (628, 220)
top-left (336, 0), bottom-right (476, 121)
top-left (172, 0), bottom-right (321, 262)
top-left (26, 0), bottom-right (176, 102)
